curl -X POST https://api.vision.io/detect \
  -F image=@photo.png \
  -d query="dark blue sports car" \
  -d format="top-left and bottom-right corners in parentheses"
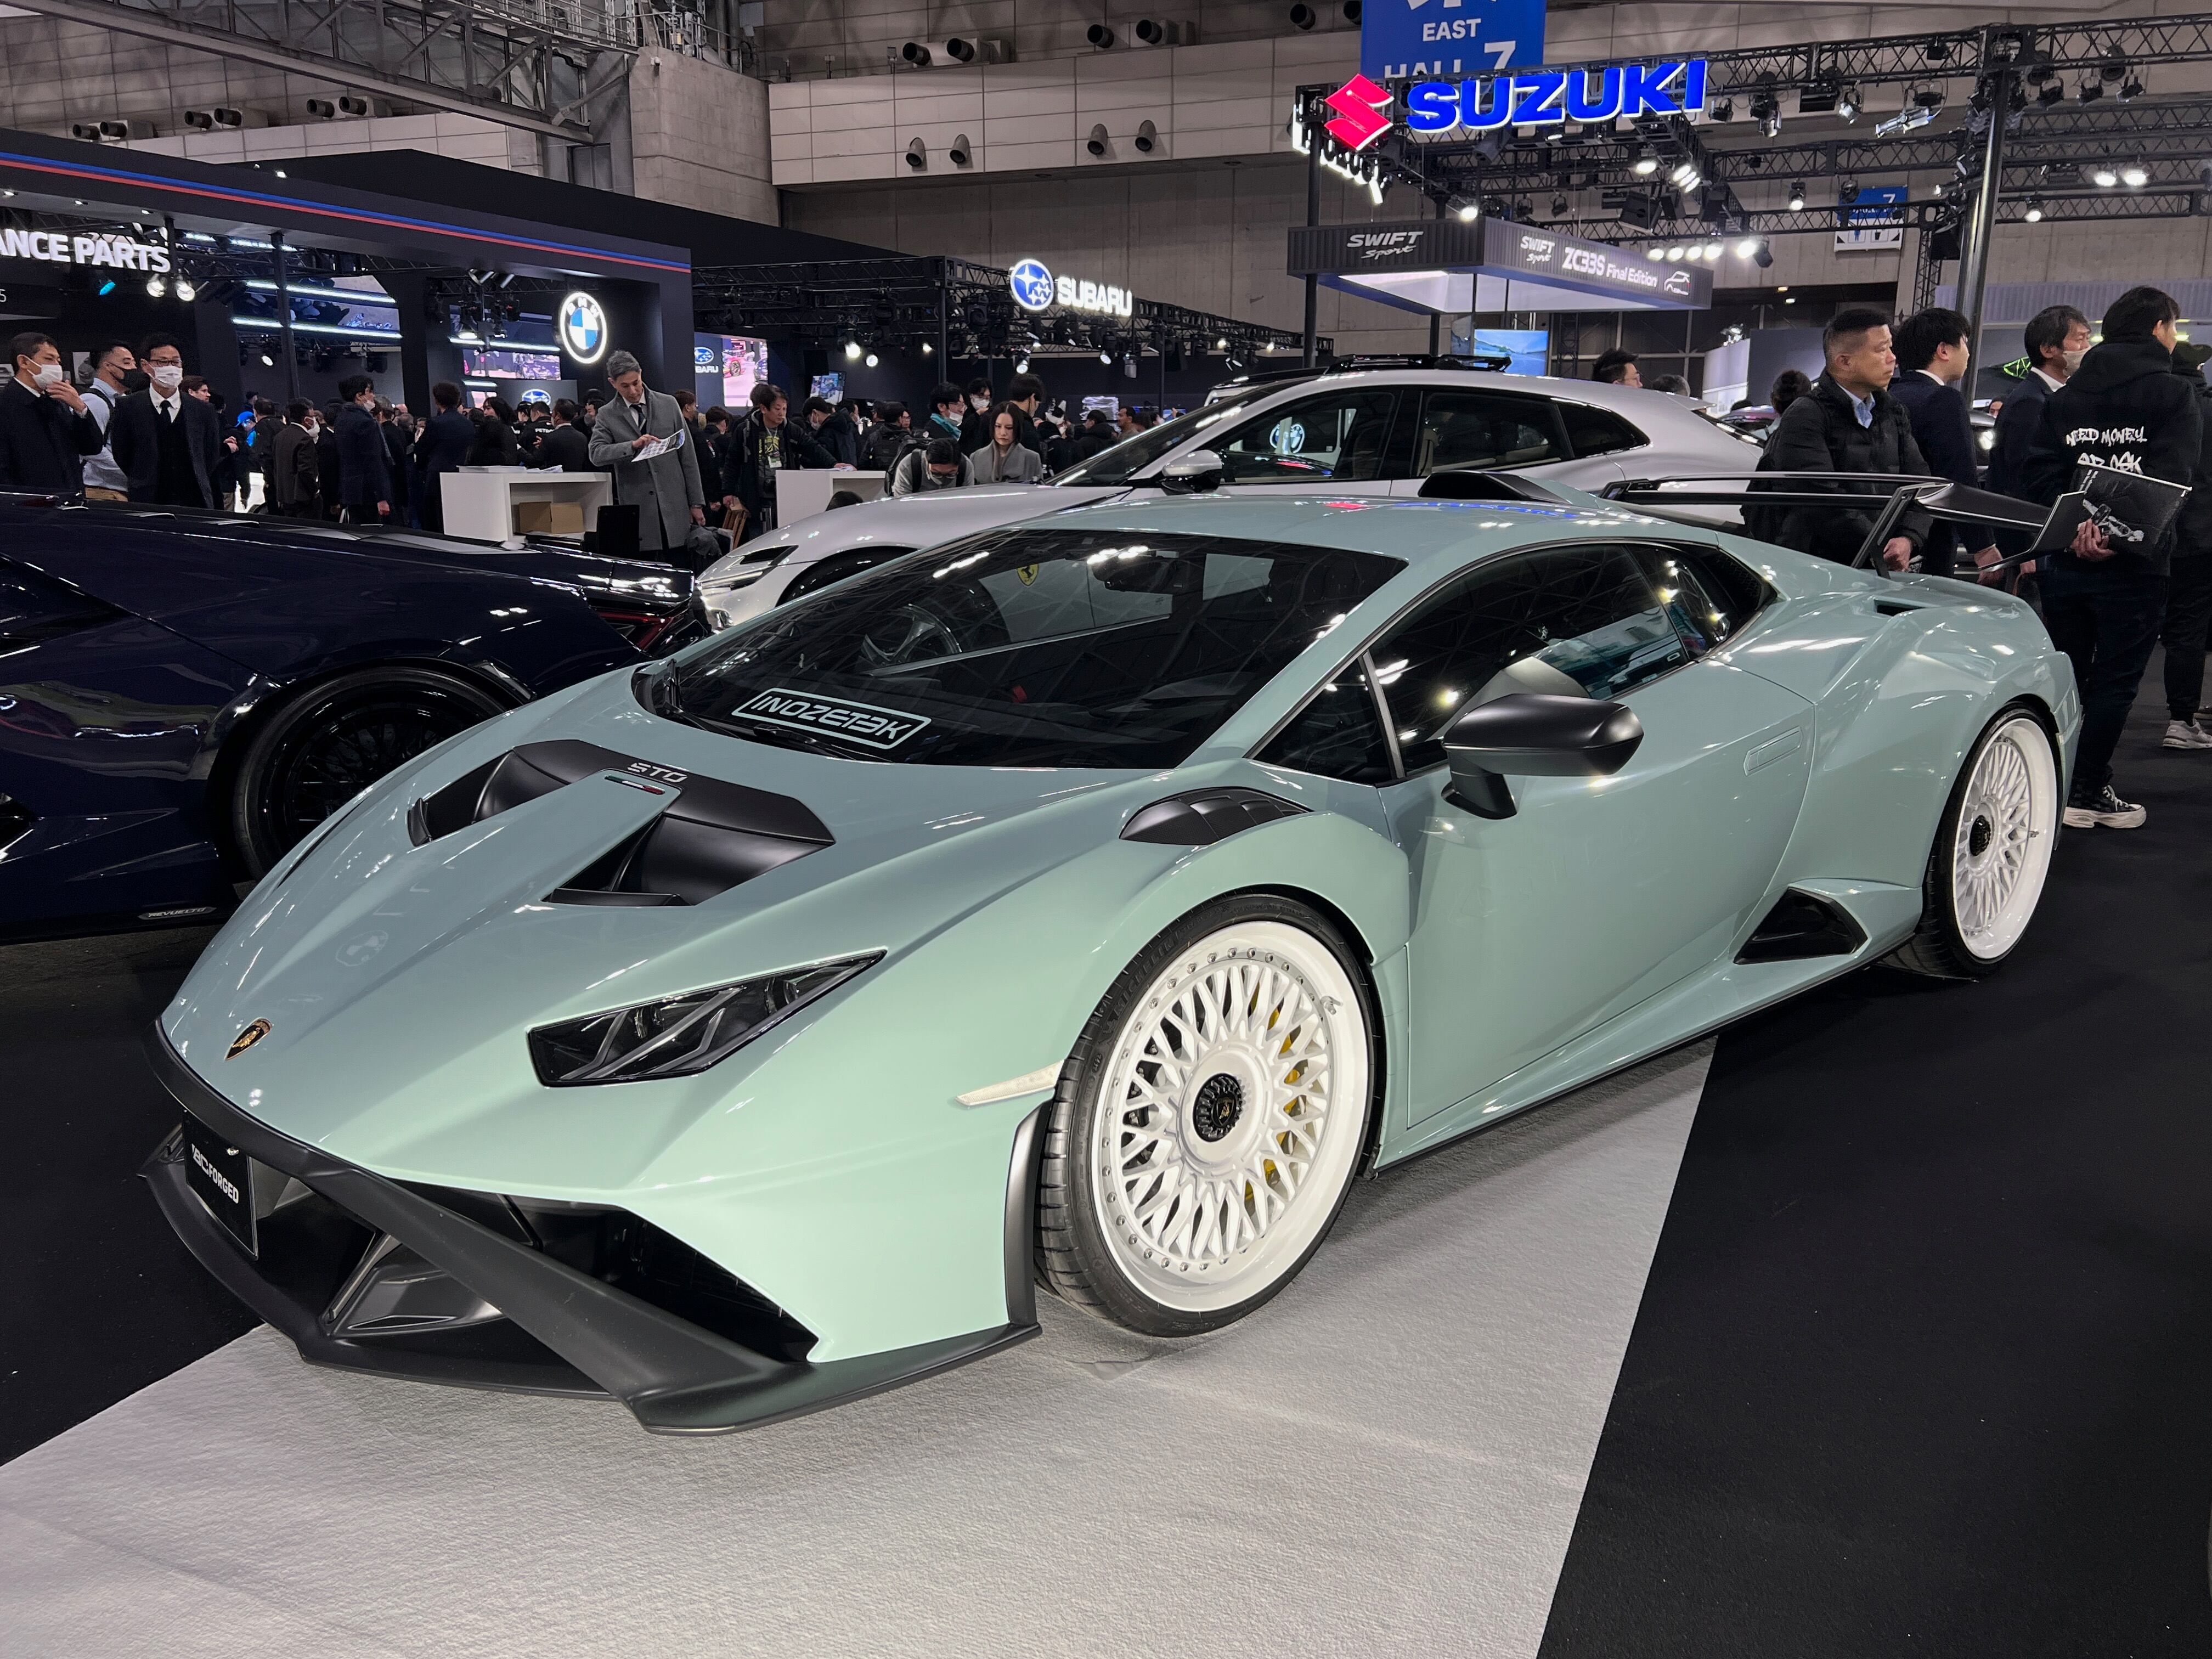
top-left (0, 499), bottom-right (700, 943)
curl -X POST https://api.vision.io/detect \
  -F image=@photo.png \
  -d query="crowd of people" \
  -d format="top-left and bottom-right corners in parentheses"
top-left (0, 333), bottom-right (1150, 561)
top-left (1742, 287), bottom-right (2208, 832)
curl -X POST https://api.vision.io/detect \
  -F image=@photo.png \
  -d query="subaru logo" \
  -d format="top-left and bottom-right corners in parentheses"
top-left (1008, 258), bottom-right (1056, 312)
top-left (558, 290), bottom-right (608, 364)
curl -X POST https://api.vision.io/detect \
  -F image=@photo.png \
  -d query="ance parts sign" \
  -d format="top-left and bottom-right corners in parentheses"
top-left (0, 228), bottom-right (171, 273)
top-left (1362, 0), bottom-right (1546, 81)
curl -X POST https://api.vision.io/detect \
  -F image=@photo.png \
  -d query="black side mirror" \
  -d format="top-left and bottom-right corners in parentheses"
top-left (1441, 692), bottom-right (1643, 820)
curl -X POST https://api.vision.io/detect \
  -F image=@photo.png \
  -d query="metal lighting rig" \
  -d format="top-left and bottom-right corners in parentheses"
top-left (1294, 13), bottom-right (2212, 366)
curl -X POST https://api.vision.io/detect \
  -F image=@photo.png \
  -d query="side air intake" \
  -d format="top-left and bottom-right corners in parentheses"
top-left (1121, 788), bottom-right (1307, 846)
top-left (1735, 889), bottom-right (1866, 963)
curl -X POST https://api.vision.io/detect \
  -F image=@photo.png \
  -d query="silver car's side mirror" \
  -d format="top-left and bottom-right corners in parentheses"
top-left (1159, 449), bottom-right (1224, 494)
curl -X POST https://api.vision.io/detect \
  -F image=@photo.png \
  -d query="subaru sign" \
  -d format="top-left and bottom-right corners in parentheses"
top-left (1008, 257), bottom-right (1056, 312)
top-left (1362, 0), bottom-right (1545, 81)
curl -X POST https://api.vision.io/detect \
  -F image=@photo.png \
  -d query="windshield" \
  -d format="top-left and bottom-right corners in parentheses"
top-left (1050, 389), bottom-right (1272, 487)
top-left (651, 527), bottom-right (1402, 769)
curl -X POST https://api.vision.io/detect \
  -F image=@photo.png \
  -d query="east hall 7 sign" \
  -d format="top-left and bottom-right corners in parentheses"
top-left (1362, 0), bottom-right (1545, 81)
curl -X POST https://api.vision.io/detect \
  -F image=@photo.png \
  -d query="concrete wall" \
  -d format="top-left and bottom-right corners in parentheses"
top-left (630, 50), bottom-right (780, 220)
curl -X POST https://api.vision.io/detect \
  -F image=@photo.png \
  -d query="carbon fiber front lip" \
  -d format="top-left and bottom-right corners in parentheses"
top-left (141, 1025), bottom-right (1037, 1435)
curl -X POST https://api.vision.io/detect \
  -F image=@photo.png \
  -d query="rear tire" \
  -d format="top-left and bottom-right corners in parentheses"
top-left (229, 666), bottom-right (506, 874)
top-left (1884, 703), bottom-right (2060, 980)
top-left (1036, 894), bottom-right (1377, 1338)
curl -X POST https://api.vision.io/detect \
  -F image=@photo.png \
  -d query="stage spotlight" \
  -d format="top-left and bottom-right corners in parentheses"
top-left (2038, 78), bottom-right (2066, 106)
top-left (146, 274), bottom-right (165, 296)
top-left (1099, 348), bottom-right (1113, 363)
top-left (2024, 199), bottom-right (2044, 222)
top-left (2093, 163), bottom-right (2119, 187)
top-left (174, 277), bottom-right (196, 301)
top-left (1646, 246), bottom-right (1666, 261)
top-left (1633, 147), bottom-right (1658, 176)
top-left (865, 352), bottom-right (879, 367)
top-left (2121, 162), bottom-right (2149, 188)
top-left (845, 338), bottom-right (862, 359)
top-left (1837, 84), bottom-right (1861, 122)
top-left (1449, 195), bottom-right (1479, 222)
top-left (1787, 180), bottom-right (1807, 211)
top-left (1734, 236), bottom-right (1759, 258)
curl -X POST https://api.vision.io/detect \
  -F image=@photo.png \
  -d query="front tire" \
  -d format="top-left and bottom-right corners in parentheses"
top-left (229, 666), bottom-right (507, 874)
top-left (1036, 895), bottom-right (1376, 1337)
top-left (1885, 704), bottom-right (2061, 979)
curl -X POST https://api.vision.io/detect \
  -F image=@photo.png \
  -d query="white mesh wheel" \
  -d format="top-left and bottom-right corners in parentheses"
top-left (1038, 901), bottom-right (1374, 1335)
top-left (1886, 705), bottom-right (2060, 980)
top-left (1950, 714), bottom-right (2058, 962)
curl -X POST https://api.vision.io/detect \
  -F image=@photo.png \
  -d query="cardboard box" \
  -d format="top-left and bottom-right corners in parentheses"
top-left (513, 498), bottom-right (585, 535)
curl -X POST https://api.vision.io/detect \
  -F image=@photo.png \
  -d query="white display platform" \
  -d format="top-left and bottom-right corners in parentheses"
top-left (777, 468), bottom-right (883, 524)
top-left (440, 467), bottom-right (613, 547)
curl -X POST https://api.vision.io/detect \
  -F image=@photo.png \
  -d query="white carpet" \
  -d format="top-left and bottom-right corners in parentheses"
top-left (0, 1042), bottom-right (1709, 1659)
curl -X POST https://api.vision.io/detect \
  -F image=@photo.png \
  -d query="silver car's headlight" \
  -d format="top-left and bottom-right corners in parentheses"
top-left (528, 956), bottom-right (878, 1086)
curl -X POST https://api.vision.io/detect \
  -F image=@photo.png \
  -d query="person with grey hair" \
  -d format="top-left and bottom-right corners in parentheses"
top-left (586, 349), bottom-right (704, 554)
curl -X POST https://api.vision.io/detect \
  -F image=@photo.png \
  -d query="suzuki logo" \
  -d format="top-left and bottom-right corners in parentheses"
top-left (1324, 76), bottom-right (1393, 151)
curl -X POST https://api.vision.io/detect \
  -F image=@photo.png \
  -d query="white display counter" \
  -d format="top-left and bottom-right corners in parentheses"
top-left (777, 469), bottom-right (883, 524)
top-left (440, 467), bottom-right (613, 546)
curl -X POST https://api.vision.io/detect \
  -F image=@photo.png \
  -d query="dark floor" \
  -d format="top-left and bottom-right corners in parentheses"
top-left (1540, 670), bottom-right (2212, 1656)
top-left (1, 924), bottom-right (253, 1464)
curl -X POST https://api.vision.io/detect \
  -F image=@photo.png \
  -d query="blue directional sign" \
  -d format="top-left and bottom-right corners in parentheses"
top-left (1362, 0), bottom-right (1546, 81)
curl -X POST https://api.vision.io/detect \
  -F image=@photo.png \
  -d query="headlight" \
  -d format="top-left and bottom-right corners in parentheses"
top-left (703, 543), bottom-right (797, 592)
top-left (528, 956), bottom-right (878, 1086)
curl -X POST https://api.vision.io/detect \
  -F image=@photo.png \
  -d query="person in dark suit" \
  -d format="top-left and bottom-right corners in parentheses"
top-left (465, 396), bottom-right (522, 467)
top-left (1888, 307), bottom-right (1996, 581)
top-left (312, 405), bottom-right (342, 520)
top-left (332, 374), bottom-right (394, 522)
top-left (1985, 304), bottom-right (2092, 570)
top-left (106, 334), bottom-right (225, 507)
top-left (411, 381), bottom-right (476, 531)
top-left (267, 399), bottom-right (322, 518)
top-left (0, 330), bottom-right (102, 495)
top-left (528, 399), bottom-right (593, 472)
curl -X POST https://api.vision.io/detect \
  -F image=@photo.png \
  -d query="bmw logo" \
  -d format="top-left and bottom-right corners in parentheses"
top-left (1008, 258), bottom-right (1056, 313)
top-left (559, 290), bottom-right (608, 364)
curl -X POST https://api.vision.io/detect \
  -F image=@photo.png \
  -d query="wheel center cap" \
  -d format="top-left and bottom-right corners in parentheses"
top-left (1191, 1073), bottom-right (1244, 1143)
top-left (1969, 814), bottom-right (1994, 857)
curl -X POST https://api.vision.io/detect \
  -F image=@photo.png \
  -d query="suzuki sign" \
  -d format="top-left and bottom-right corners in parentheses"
top-left (1319, 59), bottom-right (1711, 152)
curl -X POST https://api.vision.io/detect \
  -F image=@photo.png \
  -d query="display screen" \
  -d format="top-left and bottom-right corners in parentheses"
top-left (462, 347), bottom-right (561, 380)
top-left (693, 333), bottom-right (770, 410)
top-left (1470, 329), bottom-right (1550, 376)
top-left (811, 373), bottom-right (844, 404)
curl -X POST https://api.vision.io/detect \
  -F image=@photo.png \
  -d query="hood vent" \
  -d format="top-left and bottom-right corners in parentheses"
top-left (409, 739), bottom-right (833, 907)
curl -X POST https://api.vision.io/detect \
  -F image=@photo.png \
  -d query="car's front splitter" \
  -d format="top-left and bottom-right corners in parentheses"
top-left (142, 1028), bottom-right (1039, 1435)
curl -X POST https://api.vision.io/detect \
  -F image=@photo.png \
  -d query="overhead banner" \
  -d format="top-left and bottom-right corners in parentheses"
top-left (1361, 0), bottom-right (1546, 82)
top-left (1289, 216), bottom-right (1710, 313)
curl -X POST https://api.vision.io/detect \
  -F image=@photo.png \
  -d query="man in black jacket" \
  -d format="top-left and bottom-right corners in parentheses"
top-left (333, 374), bottom-right (395, 521)
top-left (1985, 303), bottom-right (2092, 571)
top-left (733, 381), bottom-right (836, 537)
top-left (411, 381), bottom-right (475, 531)
top-left (0, 330), bottom-right (101, 495)
top-left (1888, 306), bottom-right (1996, 580)
top-left (1751, 307), bottom-right (1931, 568)
top-left (2159, 341), bottom-right (2212, 752)
top-left (2022, 285), bottom-right (2201, 829)
top-left (529, 399), bottom-right (594, 472)
top-left (107, 334), bottom-right (224, 507)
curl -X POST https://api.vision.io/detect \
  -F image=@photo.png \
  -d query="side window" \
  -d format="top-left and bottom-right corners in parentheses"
top-left (1257, 659), bottom-right (1395, 784)
top-left (1556, 401), bottom-right (1646, 459)
top-left (1214, 390), bottom-right (1401, 484)
top-left (1368, 546), bottom-right (1691, 771)
top-left (1414, 390), bottom-right (1567, 475)
top-left (1641, 545), bottom-right (1773, 654)
top-left (780, 546), bottom-right (910, 605)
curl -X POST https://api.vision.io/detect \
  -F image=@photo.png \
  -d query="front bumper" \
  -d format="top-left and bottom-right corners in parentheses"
top-left (142, 1028), bottom-right (1039, 1435)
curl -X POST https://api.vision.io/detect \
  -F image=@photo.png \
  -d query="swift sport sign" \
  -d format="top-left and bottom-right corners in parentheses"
top-left (1319, 59), bottom-right (1711, 151)
top-left (1361, 0), bottom-right (1545, 81)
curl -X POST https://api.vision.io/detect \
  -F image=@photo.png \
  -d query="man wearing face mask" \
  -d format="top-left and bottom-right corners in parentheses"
top-left (80, 340), bottom-right (136, 501)
top-left (0, 331), bottom-right (103, 496)
top-left (108, 334), bottom-right (224, 507)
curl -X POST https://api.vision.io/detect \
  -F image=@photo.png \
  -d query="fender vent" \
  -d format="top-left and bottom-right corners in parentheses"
top-left (1736, 889), bottom-right (1866, 963)
top-left (1121, 787), bottom-right (1307, 847)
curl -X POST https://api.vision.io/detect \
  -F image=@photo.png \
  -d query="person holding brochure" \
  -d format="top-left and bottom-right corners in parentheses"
top-left (587, 350), bottom-right (705, 555)
top-left (2022, 285), bottom-right (2202, 830)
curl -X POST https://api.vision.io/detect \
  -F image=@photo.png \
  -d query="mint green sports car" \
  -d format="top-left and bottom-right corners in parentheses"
top-left (145, 486), bottom-right (2077, 1434)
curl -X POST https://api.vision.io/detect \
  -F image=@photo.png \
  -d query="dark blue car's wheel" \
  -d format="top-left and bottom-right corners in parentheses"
top-left (230, 666), bottom-right (506, 874)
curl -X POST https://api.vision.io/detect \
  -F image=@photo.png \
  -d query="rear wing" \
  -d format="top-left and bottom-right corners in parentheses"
top-left (1600, 473), bottom-right (2050, 576)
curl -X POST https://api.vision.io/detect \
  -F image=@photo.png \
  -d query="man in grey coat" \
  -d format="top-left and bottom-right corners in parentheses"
top-left (586, 350), bottom-right (704, 552)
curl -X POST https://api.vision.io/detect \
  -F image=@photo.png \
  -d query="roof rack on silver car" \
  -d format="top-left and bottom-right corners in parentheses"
top-left (1206, 352), bottom-right (1517, 399)
top-left (1602, 473), bottom-right (2052, 579)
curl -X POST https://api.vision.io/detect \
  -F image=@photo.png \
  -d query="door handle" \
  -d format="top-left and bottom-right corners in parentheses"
top-left (1744, 729), bottom-right (1806, 775)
